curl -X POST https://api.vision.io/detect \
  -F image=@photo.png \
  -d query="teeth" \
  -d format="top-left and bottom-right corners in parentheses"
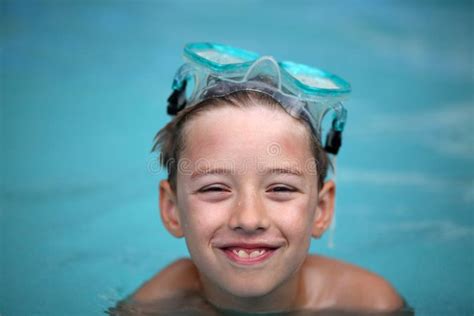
top-left (249, 250), bottom-right (264, 258)
top-left (232, 249), bottom-right (265, 259)
top-left (234, 249), bottom-right (249, 258)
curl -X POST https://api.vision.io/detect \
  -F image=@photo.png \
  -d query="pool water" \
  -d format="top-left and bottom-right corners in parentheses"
top-left (107, 294), bottom-right (415, 316)
top-left (2, 1), bottom-right (472, 315)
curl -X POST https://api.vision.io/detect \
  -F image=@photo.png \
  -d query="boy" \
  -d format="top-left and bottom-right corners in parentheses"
top-left (128, 43), bottom-right (404, 314)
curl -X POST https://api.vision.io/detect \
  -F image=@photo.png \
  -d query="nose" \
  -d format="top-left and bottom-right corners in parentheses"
top-left (228, 189), bottom-right (270, 233)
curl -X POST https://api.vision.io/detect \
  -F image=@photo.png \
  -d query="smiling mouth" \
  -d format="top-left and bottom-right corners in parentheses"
top-left (220, 246), bottom-right (278, 265)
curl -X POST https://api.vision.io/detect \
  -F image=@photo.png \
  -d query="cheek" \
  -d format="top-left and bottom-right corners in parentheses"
top-left (178, 197), bottom-right (228, 238)
top-left (272, 199), bottom-right (316, 238)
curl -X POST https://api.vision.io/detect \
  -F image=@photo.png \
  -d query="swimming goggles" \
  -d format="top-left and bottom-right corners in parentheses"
top-left (166, 42), bottom-right (351, 154)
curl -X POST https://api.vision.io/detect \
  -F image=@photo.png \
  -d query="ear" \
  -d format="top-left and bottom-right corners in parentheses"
top-left (312, 180), bottom-right (336, 238)
top-left (159, 180), bottom-right (184, 238)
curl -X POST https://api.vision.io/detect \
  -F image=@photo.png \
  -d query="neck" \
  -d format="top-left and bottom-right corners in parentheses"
top-left (199, 267), bottom-right (306, 313)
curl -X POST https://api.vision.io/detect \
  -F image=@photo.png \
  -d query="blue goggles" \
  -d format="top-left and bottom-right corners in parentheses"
top-left (166, 42), bottom-right (351, 154)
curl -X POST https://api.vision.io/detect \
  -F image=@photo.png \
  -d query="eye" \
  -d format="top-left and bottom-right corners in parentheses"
top-left (198, 185), bottom-right (230, 193)
top-left (267, 185), bottom-right (297, 193)
top-left (197, 184), bottom-right (232, 202)
top-left (266, 185), bottom-right (298, 202)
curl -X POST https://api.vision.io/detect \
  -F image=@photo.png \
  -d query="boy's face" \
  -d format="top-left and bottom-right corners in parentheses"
top-left (161, 105), bottom-right (334, 301)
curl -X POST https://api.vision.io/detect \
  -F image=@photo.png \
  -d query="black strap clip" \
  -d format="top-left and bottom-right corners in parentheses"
top-left (324, 118), bottom-right (343, 155)
top-left (166, 80), bottom-right (187, 115)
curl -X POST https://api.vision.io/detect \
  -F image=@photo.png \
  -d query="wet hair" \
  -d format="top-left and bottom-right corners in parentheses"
top-left (152, 91), bottom-right (330, 191)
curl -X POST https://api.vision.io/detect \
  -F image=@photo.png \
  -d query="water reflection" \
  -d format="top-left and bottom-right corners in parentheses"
top-left (107, 293), bottom-right (414, 316)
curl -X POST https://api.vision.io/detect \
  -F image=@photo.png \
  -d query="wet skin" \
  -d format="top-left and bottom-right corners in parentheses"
top-left (134, 106), bottom-right (403, 313)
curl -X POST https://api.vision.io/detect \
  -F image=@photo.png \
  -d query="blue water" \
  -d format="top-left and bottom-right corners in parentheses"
top-left (2, 1), bottom-right (472, 315)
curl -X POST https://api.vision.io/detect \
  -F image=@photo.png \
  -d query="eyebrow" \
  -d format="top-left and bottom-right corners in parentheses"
top-left (263, 167), bottom-right (304, 177)
top-left (190, 166), bottom-right (304, 180)
top-left (190, 168), bottom-right (233, 180)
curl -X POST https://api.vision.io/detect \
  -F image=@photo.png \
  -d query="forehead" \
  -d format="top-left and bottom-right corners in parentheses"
top-left (181, 106), bottom-right (313, 167)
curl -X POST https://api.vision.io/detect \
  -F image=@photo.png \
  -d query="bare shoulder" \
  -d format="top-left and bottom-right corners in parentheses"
top-left (132, 258), bottom-right (201, 303)
top-left (304, 255), bottom-right (404, 312)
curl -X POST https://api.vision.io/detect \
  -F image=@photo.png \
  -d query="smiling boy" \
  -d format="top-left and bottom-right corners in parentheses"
top-left (129, 43), bottom-right (404, 314)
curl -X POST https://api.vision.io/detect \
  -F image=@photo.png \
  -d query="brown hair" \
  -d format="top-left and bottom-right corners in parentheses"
top-left (152, 91), bottom-right (330, 191)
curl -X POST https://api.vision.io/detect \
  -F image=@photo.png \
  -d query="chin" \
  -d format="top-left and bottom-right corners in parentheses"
top-left (221, 278), bottom-right (277, 298)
